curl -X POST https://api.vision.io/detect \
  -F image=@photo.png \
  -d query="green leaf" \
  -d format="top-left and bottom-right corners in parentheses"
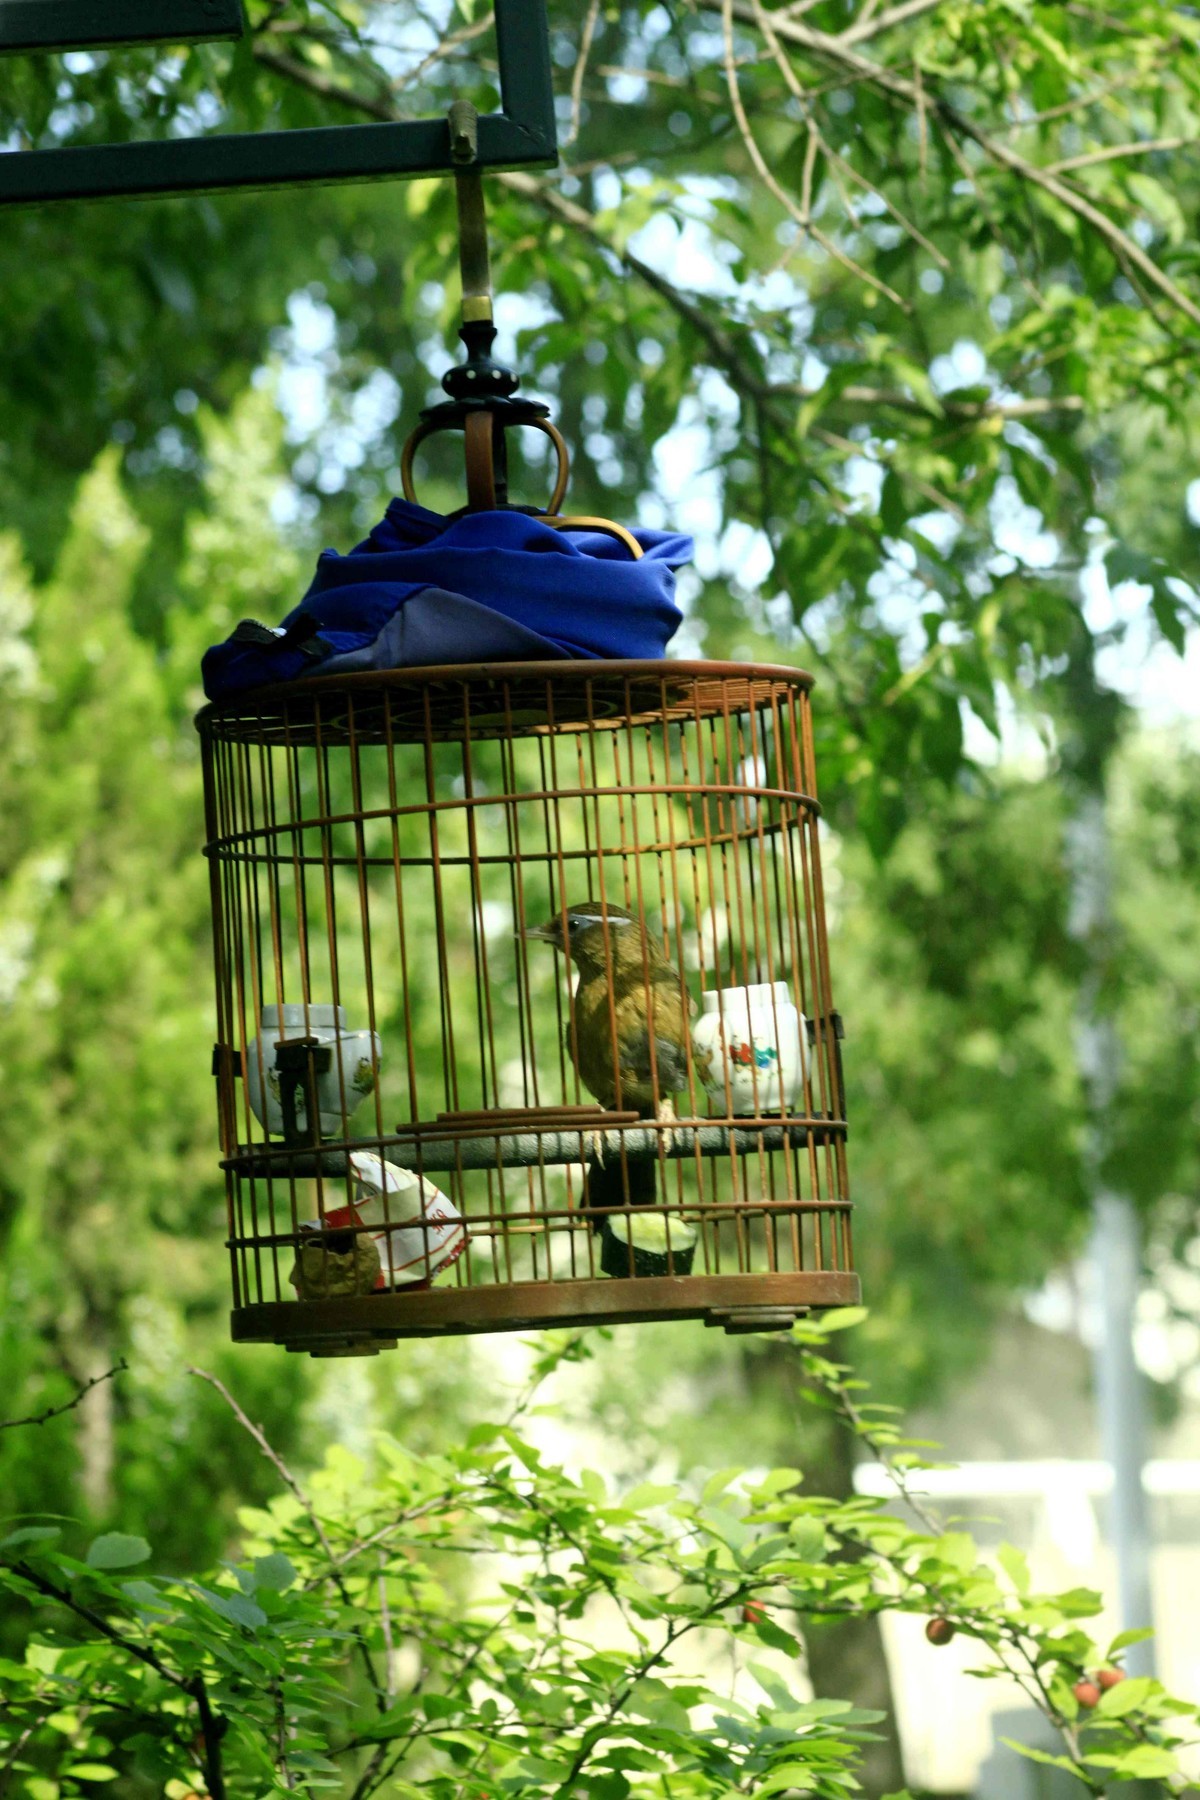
top-left (86, 1534), bottom-right (151, 1570)
top-left (755, 1763), bottom-right (822, 1794)
top-left (1, 1526), bottom-right (62, 1551)
top-left (621, 1484), bottom-right (677, 1512)
top-left (1094, 1675), bottom-right (1154, 1716)
top-left (121, 1580), bottom-right (165, 1609)
top-left (253, 1552), bottom-right (297, 1591)
top-left (1052, 1586), bottom-right (1103, 1618)
top-left (748, 1614), bottom-right (801, 1655)
top-left (195, 1585), bottom-right (268, 1630)
top-left (747, 1662), bottom-right (797, 1708)
top-left (812, 1306), bottom-right (867, 1335)
top-left (1003, 1741), bottom-right (1090, 1782)
top-left (702, 1468), bottom-right (743, 1503)
top-left (1091, 1743), bottom-right (1179, 1779)
top-left (997, 1544), bottom-right (1029, 1595)
top-left (787, 1517), bottom-right (826, 1560)
top-left (63, 1766), bottom-right (118, 1782)
top-left (932, 1532), bottom-right (977, 1574)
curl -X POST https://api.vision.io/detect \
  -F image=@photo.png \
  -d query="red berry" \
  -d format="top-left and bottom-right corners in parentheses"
top-left (1073, 1680), bottom-right (1101, 1709)
top-left (1097, 1666), bottom-right (1126, 1691)
top-left (742, 1601), bottom-right (767, 1625)
top-left (925, 1617), bottom-right (956, 1646)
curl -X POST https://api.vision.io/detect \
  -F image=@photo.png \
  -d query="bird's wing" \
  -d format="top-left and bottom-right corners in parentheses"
top-left (617, 1025), bottom-right (689, 1095)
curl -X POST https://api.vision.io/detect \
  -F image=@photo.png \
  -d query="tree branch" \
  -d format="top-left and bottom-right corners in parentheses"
top-left (251, 46), bottom-right (400, 122)
top-left (253, 2), bottom-right (1200, 335)
top-left (567, 0), bottom-right (603, 149)
top-left (8, 1560), bottom-right (188, 1690)
top-left (0, 1716), bottom-right (45, 1794)
top-left (7, 1558), bottom-right (228, 1800)
top-left (248, 19), bottom-right (1095, 435)
top-left (722, 0), bottom-right (1200, 330)
top-left (793, 1344), bottom-right (1106, 1788)
top-left (0, 1361), bottom-right (127, 1434)
top-left (840, 0), bottom-right (944, 47)
top-left (186, 1367), bottom-right (390, 1716)
top-left (722, 0), bottom-right (909, 309)
top-left (1046, 135), bottom-right (1193, 176)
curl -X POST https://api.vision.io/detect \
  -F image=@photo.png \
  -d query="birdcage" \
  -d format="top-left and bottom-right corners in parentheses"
top-left (199, 659), bottom-right (857, 1355)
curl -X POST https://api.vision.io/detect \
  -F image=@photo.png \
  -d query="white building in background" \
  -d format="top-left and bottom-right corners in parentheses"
top-left (858, 1317), bottom-right (1200, 1796)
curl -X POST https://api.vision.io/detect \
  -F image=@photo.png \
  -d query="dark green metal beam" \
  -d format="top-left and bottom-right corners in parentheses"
top-left (0, 0), bottom-right (244, 54)
top-left (0, 0), bottom-right (556, 205)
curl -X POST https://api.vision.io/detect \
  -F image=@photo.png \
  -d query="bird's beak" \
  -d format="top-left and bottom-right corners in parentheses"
top-left (522, 922), bottom-right (557, 943)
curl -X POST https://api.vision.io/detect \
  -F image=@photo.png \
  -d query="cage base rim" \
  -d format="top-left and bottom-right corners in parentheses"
top-left (231, 1270), bottom-right (860, 1347)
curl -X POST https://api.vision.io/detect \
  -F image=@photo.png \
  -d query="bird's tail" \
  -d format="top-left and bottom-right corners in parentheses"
top-left (583, 1152), bottom-right (658, 1229)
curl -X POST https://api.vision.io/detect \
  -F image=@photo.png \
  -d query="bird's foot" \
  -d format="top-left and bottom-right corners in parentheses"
top-left (586, 1126), bottom-right (608, 1169)
top-left (655, 1097), bottom-right (678, 1159)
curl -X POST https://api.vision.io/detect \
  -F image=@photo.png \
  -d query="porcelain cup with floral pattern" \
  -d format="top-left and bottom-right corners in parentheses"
top-left (691, 981), bottom-right (806, 1117)
top-left (245, 1003), bottom-right (381, 1139)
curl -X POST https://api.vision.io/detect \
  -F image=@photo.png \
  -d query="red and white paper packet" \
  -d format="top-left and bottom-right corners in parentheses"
top-left (346, 1151), bottom-right (467, 1288)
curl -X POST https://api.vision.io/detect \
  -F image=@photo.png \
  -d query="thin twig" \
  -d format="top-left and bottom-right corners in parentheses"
top-left (1046, 135), bottom-right (1193, 176)
top-left (840, 0), bottom-right (943, 46)
top-left (256, 8), bottom-right (494, 97)
top-left (377, 1551), bottom-right (396, 1705)
top-left (7, 1558), bottom-right (229, 1800)
top-left (9, 1561), bottom-right (189, 1689)
top-left (394, 11), bottom-right (494, 92)
top-left (0, 1361), bottom-right (127, 1435)
top-left (594, 62), bottom-right (689, 90)
top-left (996, 72), bottom-right (1160, 135)
top-left (0, 1717), bottom-right (44, 1793)
top-left (934, 116), bottom-right (1047, 309)
top-left (187, 1369), bottom-right (317, 1525)
top-left (722, 0), bottom-right (909, 308)
top-left (186, 1367), bottom-right (390, 1716)
top-left (273, 1677), bottom-right (294, 1790)
top-left (722, 0), bottom-right (1200, 330)
top-left (251, 46), bottom-right (400, 121)
top-left (797, 1349), bottom-right (1108, 1789)
top-left (567, 0), bottom-right (603, 149)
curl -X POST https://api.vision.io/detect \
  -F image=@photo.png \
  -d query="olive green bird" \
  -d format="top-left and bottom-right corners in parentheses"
top-left (289, 1225), bottom-right (381, 1300)
top-left (526, 901), bottom-right (694, 1215)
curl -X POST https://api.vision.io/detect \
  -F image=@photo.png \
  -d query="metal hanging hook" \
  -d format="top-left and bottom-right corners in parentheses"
top-left (401, 101), bottom-right (565, 514)
top-left (398, 102), bottom-right (642, 557)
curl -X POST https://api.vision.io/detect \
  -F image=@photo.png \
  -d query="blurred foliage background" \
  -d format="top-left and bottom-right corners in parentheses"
top-left (3, 2), bottom-right (1200, 1790)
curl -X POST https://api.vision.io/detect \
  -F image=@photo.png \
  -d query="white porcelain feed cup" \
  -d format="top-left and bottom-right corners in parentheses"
top-left (245, 1003), bottom-right (381, 1139)
top-left (692, 981), bottom-right (806, 1116)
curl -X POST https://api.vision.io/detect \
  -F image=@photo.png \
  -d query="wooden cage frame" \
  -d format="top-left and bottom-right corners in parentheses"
top-left (199, 660), bottom-right (857, 1355)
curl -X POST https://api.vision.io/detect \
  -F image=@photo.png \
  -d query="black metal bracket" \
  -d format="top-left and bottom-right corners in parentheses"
top-left (1, 0), bottom-right (244, 54)
top-left (0, 0), bottom-right (556, 206)
top-left (806, 1011), bottom-right (847, 1121)
top-left (805, 1011), bottom-right (845, 1044)
top-left (275, 1037), bottom-right (332, 1150)
top-left (212, 1041), bottom-right (244, 1080)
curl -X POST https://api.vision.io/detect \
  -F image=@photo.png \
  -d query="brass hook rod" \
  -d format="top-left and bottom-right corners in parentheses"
top-left (449, 100), bottom-right (492, 322)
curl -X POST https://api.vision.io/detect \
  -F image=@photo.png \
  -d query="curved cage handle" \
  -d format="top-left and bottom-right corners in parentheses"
top-left (401, 411), bottom-right (571, 516)
top-left (537, 515), bottom-right (643, 559)
top-left (400, 409), bottom-right (642, 558)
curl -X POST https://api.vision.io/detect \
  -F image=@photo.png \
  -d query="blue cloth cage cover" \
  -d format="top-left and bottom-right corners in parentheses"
top-left (202, 500), bottom-right (692, 702)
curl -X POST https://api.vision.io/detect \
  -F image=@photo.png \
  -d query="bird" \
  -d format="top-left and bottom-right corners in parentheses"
top-left (525, 900), bottom-right (693, 1218)
top-left (289, 1224), bottom-right (382, 1301)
